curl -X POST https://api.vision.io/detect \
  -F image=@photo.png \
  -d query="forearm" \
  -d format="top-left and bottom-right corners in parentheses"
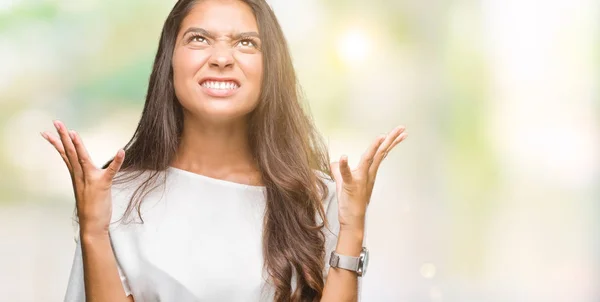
top-left (321, 228), bottom-right (364, 302)
top-left (80, 230), bottom-right (133, 302)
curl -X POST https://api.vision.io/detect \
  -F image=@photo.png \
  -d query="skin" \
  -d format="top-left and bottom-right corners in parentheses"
top-left (322, 126), bottom-right (407, 302)
top-left (170, 0), bottom-right (265, 185)
top-left (41, 0), bottom-right (408, 301)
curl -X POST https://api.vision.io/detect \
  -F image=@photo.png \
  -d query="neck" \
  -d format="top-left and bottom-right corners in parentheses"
top-left (171, 113), bottom-right (260, 183)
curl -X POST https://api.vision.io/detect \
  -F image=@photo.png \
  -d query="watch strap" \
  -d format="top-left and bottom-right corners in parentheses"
top-left (329, 251), bottom-right (360, 272)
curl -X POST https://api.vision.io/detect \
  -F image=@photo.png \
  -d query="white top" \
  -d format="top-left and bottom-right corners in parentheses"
top-left (64, 167), bottom-right (359, 301)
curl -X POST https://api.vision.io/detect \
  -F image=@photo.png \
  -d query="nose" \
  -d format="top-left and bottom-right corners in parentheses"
top-left (208, 46), bottom-right (234, 70)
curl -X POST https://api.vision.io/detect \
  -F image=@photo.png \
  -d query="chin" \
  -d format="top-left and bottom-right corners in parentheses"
top-left (191, 99), bottom-right (256, 122)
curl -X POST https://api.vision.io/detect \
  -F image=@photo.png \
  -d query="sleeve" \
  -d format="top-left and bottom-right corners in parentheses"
top-left (321, 177), bottom-right (364, 300)
top-left (64, 223), bottom-right (132, 301)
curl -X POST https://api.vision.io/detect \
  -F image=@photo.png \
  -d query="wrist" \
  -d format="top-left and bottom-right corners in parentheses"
top-left (335, 228), bottom-right (365, 257)
top-left (80, 225), bottom-right (110, 242)
top-left (340, 220), bottom-right (365, 234)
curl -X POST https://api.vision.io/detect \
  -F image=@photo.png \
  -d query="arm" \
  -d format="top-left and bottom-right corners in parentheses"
top-left (321, 228), bottom-right (364, 302)
top-left (321, 125), bottom-right (407, 301)
top-left (41, 120), bottom-right (134, 302)
top-left (80, 231), bottom-right (134, 302)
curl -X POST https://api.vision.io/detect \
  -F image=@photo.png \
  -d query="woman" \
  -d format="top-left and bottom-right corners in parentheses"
top-left (41, 0), bottom-right (407, 301)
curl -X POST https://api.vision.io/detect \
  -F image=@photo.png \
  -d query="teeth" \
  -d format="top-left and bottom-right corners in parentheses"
top-left (202, 81), bottom-right (239, 90)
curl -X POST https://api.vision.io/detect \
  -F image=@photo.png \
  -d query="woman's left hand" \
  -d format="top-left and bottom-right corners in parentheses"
top-left (330, 125), bottom-right (408, 232)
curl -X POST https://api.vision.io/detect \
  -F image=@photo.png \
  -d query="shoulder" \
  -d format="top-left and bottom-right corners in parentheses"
top-left (109, 169), bottom-right (166, 224)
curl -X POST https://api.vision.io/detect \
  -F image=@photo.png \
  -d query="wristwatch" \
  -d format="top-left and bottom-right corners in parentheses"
top-left (329, 247), bottom-right (369, 277)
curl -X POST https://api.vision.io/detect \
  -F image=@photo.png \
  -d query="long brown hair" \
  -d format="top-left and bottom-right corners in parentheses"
top-left (103, 0), bottom-right (333, 300)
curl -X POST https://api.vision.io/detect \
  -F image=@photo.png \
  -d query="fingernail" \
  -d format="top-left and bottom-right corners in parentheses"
top-left (53, 121), bottom-right (60, 130)
top-left (69, 130), bottom-right (76, 140)
top-left (40, 132), bottom-right (47, 140)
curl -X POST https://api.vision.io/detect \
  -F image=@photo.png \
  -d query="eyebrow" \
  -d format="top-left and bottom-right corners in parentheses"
top-left (182, 27), bottom-right (261, 40)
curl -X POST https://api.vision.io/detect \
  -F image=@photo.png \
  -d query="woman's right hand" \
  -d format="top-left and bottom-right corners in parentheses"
top-left (41, 120), bottom-right (125, 237)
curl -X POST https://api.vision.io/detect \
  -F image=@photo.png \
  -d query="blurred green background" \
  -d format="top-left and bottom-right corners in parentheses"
top-left (0, 0), bottom-right (598, 301)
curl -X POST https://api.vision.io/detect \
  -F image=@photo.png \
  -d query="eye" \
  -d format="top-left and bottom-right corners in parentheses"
top-left (237, 38), bottom-right (257, 48)
top-left (188, 34), bottom-right (208, 44)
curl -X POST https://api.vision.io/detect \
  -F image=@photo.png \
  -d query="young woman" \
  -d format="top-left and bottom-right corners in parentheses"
top-left (41, 0), bottom-right (407, 301)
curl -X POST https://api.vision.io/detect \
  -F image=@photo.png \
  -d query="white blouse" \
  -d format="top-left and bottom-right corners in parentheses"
top-left (64, 167), bottom-right (357, 301)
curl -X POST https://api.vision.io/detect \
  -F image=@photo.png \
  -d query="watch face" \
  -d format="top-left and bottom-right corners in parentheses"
top-left (360, 247), bottom-right (369, 276)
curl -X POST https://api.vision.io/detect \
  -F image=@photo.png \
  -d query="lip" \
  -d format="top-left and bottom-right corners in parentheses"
top-left (198, 77), bottom-right (241, 98)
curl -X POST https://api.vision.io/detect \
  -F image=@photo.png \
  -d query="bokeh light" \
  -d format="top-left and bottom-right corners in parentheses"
top-left (337, 28), bottom-right (371, 65)
top-left (0, 0), bottom-right (598, 301)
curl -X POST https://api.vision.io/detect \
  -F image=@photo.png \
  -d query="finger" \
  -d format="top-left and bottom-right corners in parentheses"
top-left (383, 132), bottom-right (408, 159)
top-left (70, 130), bottom-right (96, 176)
top-left (41, 131), bottom-right (73, 172)
top-left (358, 135), bottom-right (386, 173)
top-left (105, 149), bottom-right (125, 180)
top-left (379, 126), bottom-right (406, 154)
top-left (339, 155), bottom-right (353, 184)
top-left (368, 126), bottom-right (406, 179)
top-left (54, 120), bottom-right (83, 181)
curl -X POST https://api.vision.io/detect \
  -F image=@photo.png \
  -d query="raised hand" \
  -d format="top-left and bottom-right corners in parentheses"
top-left (330, 125), bottom-right (407, 231)
top-left (41, 120), bottom-right (125, 237)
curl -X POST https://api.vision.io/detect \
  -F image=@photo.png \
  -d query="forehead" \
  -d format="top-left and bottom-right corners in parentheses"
top-left (179, 0), bottom-right (259, 35)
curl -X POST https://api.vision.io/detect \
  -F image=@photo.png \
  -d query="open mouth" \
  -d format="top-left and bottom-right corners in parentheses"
top-left (200, 80), bottom-right (240, 90)
top-left (199, 79), bottom-right (241, 97)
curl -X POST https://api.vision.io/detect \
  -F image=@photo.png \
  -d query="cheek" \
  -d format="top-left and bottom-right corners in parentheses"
top-left (236, 54), bottom-right (263, 88)
top-left (173, 49), bottom-right (207, 84)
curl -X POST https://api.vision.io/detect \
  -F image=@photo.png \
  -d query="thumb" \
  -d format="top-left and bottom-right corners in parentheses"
top-left (333, 155), bottom-right (353, 184)
top-left (105, 149), bottom-right (125, 180)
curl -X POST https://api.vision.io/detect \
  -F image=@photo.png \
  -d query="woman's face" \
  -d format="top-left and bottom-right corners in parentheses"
top-left (172, 0), bottom-right (263, 124)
